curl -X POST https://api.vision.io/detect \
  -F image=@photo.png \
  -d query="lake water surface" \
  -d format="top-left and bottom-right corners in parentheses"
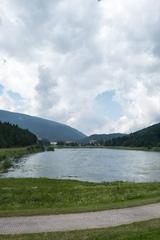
top-left (1, 148), bottom-right (160, 182)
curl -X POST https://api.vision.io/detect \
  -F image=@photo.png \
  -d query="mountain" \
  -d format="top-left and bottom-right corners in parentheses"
top-left (105, 123), bottom-right (160, 147)
top-left (81, 133), bottom-right (126, 144)
top-left (0, 110), bottom-right (86, 142)
top-left (0, 121), bottom-right (37, 148)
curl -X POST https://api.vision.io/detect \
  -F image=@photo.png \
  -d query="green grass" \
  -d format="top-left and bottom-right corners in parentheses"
top-left (0, 219), bottom-right (160, 240)
top-left (0, 178), bottom-right (160, 217)
top-left (0, 146), bottom-right (45, 172)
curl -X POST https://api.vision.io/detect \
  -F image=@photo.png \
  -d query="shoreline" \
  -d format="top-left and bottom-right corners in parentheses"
top-left (55, 145), bottom-right (160, 152)
top-left (0, 146), bottom-right (54, 172)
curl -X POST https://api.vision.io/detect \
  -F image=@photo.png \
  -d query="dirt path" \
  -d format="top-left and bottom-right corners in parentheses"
top-left (0, 203), bottom-right (160, 235)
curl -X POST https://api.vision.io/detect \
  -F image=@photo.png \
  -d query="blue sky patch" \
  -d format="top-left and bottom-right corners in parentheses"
top-left (95, 90), bottom-right (123, 121)
top-left (0, 84), bottom-right (4, 95)
top-left (8, 91), bottom-right (23, 102)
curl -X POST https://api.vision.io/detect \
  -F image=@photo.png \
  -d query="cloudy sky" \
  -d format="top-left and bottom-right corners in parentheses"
top-left (0, 0), bottom-right (160, 135)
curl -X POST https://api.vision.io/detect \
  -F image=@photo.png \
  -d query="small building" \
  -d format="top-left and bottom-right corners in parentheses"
top-left (50, 141), bottom-right (58, 145)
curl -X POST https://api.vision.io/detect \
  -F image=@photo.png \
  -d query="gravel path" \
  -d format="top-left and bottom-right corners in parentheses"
top-left (0, 203), bottom-right (160, 235)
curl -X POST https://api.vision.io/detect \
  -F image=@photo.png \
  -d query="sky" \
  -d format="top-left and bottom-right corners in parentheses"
top-left (0, 0), bottom-right (160, 135)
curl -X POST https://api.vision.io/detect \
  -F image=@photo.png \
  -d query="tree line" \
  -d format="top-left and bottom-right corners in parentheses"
top-left (0, 122), bottom-right (37, 148)
top-left (104, 124), bottom-right (160, 148)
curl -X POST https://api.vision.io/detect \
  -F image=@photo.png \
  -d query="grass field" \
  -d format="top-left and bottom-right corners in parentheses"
top-left (0, 178), bottom-right (160, 217)
top-left (0, 219), bottom-right (160, 240)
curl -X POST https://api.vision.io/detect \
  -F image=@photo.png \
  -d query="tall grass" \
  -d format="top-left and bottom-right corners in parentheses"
top-left (0, 179), bottom-right (160, 217)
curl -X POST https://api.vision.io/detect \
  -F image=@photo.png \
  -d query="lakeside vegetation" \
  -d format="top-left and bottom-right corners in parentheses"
top-left (0, 121), bottom-right (40, 171)
top-left (55, 144), bottom-right (160, 152)
top-left (0, 121), bottom-right (54, 172)
top-left (0, 146), bottom-right (46, 172)
top-left (0, 178), bottom-right (160, 217)
top-left (0, 145), bottom-right (54, 172)
top-left (0, 219), bottom-right (160, 240)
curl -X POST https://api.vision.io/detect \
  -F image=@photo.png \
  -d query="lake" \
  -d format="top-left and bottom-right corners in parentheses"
top-left (1, 148), bottom-right (160, 182)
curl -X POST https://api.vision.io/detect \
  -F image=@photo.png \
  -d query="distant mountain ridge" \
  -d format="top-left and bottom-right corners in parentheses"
top-left (0, 110), bottom-right (86, 142)
top-left (105, 123), bottom-right (160, 147)
top-left (81, 133), bottom-right (126, 144)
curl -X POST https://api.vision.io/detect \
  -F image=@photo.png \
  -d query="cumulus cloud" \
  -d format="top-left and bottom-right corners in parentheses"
top-left (0, 0), bottom-right (160, 134)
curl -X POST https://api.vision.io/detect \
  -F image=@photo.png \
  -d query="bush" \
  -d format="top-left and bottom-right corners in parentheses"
top-left (46, 146), bottom-right (54, 151)
top-left (3, 159), bottom-right (12, 169)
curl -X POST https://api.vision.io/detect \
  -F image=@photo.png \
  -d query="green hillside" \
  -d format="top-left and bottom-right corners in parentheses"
top-left (81, 133), bottom-right (126, 144)
top-left (0, 122), bottom-right (37, 148)
top-left (105, 123), bottom-right (160, 148)
top-left (0, 110), bottom-right (86, 142)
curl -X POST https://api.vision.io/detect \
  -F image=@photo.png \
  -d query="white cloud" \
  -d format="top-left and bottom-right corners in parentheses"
top-left (0, 0), bottom-right (160, 135)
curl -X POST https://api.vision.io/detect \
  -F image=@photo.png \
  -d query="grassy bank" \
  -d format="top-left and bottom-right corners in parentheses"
top-left (0, 178), bottom-right (160, 217)
top-left (0, 219), bottom-right (160, 240)
top-left (0, 146), bottom-right (46, 172)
